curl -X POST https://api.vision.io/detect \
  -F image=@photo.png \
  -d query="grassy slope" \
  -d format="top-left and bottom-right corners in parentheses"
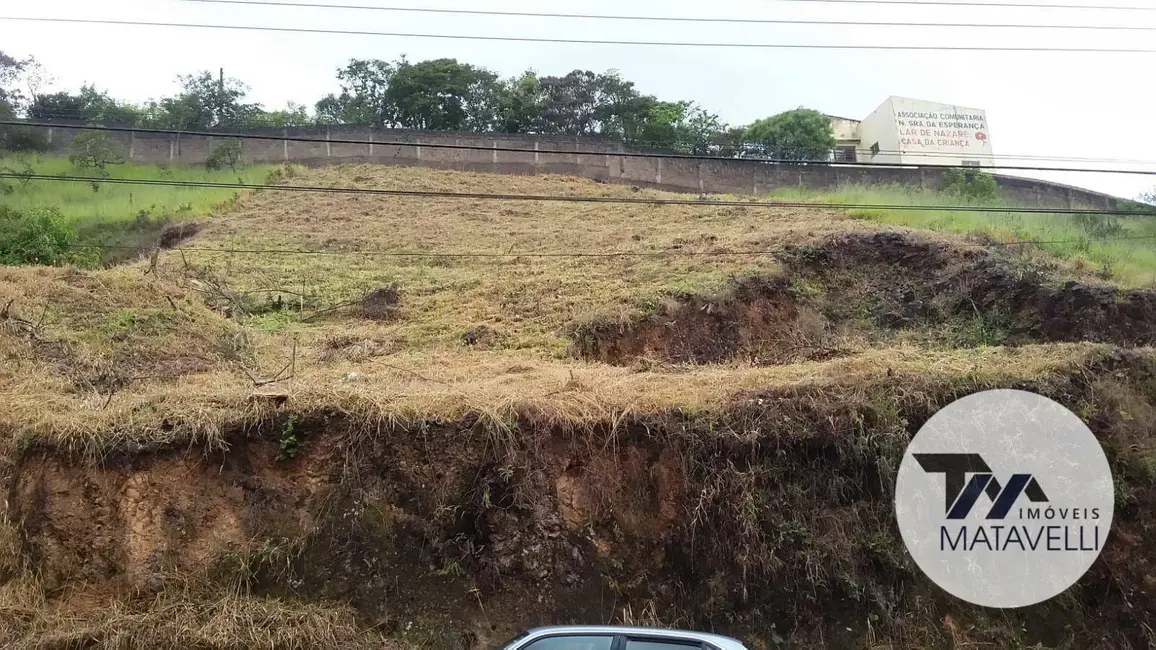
top-left (1, 163), bottom-right (1154, 648)
top-left (0, 163), bottom-right (1146, 448)
top-left (174, 165), bottom-right (831, 354)
top-left (770, 184), bottom-right (1156, 286)
top-left (0, 153), bottom-right (275, 223)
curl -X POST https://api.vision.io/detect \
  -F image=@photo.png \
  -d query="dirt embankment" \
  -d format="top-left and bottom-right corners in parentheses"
top-left (572, 233), bottom-right (1156, 365)
top-left (8, 351), bottom-right (1156, 648)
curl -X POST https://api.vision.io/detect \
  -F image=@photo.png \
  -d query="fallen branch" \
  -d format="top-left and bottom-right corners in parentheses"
top-left (300, 299), bottom-right (360, 323)
top-left (375, 361), bottom-right (452, 386)
top-left (0, 299), bottom-right (47, 339)
top-left (242, 339), bottom-right (297, 387)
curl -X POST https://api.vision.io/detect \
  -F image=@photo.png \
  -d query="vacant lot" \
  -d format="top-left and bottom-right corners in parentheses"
top-left (2, 163), bottom-right (1154, 649)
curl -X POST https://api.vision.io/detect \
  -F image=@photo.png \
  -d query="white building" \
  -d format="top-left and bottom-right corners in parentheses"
top-left (827, 96), bottom-right (993, 167)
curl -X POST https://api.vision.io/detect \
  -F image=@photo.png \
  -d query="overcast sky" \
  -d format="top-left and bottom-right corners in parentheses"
top-left (3, 0), bottom-right (1155, 198)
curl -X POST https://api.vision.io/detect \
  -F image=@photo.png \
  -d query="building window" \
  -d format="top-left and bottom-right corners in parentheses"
top-left (961, 160), bottom-right (981, 167)
top-left (834, 146), bottom-right (857, 162)
top-left (869, 142), bottom-right (880, 157)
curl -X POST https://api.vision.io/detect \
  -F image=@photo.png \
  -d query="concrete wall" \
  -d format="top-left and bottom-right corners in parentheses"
top-left (26, 121), bottom-right (1122, 211)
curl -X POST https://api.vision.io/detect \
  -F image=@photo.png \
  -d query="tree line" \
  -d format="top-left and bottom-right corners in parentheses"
top-left (0, 51), bottom-right (837, 160)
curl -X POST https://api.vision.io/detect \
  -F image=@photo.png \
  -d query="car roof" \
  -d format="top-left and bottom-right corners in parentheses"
top-left (520, 625), bottom-right (746, 649)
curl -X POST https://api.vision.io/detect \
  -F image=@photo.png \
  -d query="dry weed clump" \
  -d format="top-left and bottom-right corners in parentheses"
top-left (1, 592), bottom-right (403, 650)
top-left (0, 342), bottom-right (1111, 459)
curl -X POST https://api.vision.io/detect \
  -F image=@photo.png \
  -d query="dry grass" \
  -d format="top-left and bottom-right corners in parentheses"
top-left (170, 164), bottom-right (862, 353)
top-left (0, 584), bottom-right (403, 649)
top-left (0, 330), bottom-right (1114, 458)
top-left (0, 163), bottom-right (1138, 455)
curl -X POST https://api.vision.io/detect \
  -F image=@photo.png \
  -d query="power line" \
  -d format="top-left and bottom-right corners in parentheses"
top-left (764, 0), bottom-right (1153, 10)
top-left (3, 16), bottom-right (1155, 53)
top-left (175, 0), bottom-right (1156, 31)
top-left (6, 173), bottom-right (1154, 216)
top-left (64, 233), bottom-right (1156, 260)
top-left (9, 121), bottom-right (1156, 177)
top-left (773, 0), bottom-right (1155, 10)
top-left (870, 150), bottom-right (1156, 165)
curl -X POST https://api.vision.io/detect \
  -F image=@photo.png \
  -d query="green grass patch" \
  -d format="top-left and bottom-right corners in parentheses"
top-left (0, 153), bottom-right (276, 224)
top-left (770, 184), bottom-right (1156, 287)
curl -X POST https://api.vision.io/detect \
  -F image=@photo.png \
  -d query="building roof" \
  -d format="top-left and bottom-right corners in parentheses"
top-left (883, 95), bottom-right (985, 112)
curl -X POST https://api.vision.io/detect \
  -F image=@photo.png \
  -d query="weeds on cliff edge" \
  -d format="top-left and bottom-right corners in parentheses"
top-left (770, 183), bottom-right (1156, 286)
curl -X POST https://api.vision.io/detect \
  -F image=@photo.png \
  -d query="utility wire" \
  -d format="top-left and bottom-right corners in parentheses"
top-left (64, 233), bottom-right (1156, 259)
top-left (2, 16), bottom-right (1155, 53)
top-left (9, 121), bottom-right (1156, 177)
top-left (764, 0), bottom-right (1156, 10)
top-left (868, 150), bottom-right (1156, 165)
top-left (175, 0), bottom-right (1156, 31)
top-left (6, 173), bottom-right (1154, 216)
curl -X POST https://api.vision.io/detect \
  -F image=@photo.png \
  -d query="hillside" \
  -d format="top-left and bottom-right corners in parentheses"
top-left (1, 163), bottom-right (1155, 649)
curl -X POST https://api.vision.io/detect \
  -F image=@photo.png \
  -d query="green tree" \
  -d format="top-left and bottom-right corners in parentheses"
top-left (495, 71), bottom-right (547, 133)
top-left (144, 71), bottom-right (261, 130)
top-left (69, 131), bottom-right (125, 172)
top-left (0, 54), bottom-right (51, 152)
top-left (0, 50), bottom-right (30, 118)
top-left (205, 138), bottom-right (243, 171)
top-left (28, 86), bottom-right (140, 124)
top-left (1140, 189), bottom-right (1155, 206)
top-left (593, 71), bottom-right (653, 140)
top-left (939, 168), bottom-right (1000, 202)
top-left (633, 100), bottom-right (725, 154)
top-left (318, 59), bottom-right (398, 126)
top-left (744, 108), bottom-right (836, 160)
top-left (80, 85), bottom-right (141, 124)
top-left (387, 58), bottom-right (502, 131)
top-left (313, 94), bottom-right (346, 125)
top-left (254, 102), bottom-right (313, 127)
top-left (28, 91), bottom-right (84, 120)
top-left (316, 58), bottom-right (725, 143)
top-left (534, 69), bottom-right (652, 137)
top-left (711, 126), bottom-right (750, 158)
top-left (681, 105), bottom-right (725, 155)
top-left (634, 100), bottom-right (687, 150)
top-left (320, 57), bottom-right (504, 131)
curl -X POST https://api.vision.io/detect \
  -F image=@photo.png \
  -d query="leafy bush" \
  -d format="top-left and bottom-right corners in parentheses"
top-left (0, 205), bottom-right (82, 265)
top-left (69, 131), bottom-right (124, 172)
top-left (1073, 212), bottom-right (1125, 239)
top-left (206, 138), bottom-right (243, 172)
top-left (939, 168), bottom-right (1000, 202)
top-left (0, 125), bottom-right (51, 153)
top-left (940, 168), bottom-right (1000, 202)
top-left (0, 160), bottom-right (34, 195)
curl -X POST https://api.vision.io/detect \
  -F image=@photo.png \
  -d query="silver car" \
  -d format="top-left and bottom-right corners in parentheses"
top-left (499, 625), bottom-right (748, 650)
